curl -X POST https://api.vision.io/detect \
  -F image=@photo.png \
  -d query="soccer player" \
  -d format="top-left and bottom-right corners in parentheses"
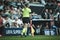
top-left (21, 3), bottom-right (31, 37)
top-left (30, 20), bottom-right (35, 37)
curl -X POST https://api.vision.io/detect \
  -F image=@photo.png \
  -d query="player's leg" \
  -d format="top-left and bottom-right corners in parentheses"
top-left (24, 23), bottom-right (28, 37)
top-left (21, 27), bottom-right (25, 37)
top-left (31, 27), bottom-right (35, 37)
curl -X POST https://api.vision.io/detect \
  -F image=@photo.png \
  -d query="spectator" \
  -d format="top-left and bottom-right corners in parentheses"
top-left (12, 17), bottom-right (23, 28)
top-left (40, 0), bottom-right (46, 5)
top-left (3, 15), bottom-right (12, 28)
top-left (10, 7), bottom-right (21, 19)
top-left (0, 15), bottom-right (4, 37)
top-left (49, 9), bottom-right (54, 26)
top-left (4, 0), bottom-right (10, 6)
top-left (42, 9), bottom-right (50, 26)
top-left (58, 11), bottom-right (60, 21)
top-left (54, 11), bottom-right (60, 21)
top-left (4, 10), bottom-right (11, 18)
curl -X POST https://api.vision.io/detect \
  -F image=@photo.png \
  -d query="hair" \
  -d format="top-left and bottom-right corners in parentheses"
top-left (25, 3), bottom-right (29, 7)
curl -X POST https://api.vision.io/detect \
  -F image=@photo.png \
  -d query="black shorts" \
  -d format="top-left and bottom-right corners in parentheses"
top-left (22, 17), bottom-right (30, 23)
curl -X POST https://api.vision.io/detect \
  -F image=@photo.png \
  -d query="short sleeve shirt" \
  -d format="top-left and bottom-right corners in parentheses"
top-left (22, 7), bottom-right (31, 17)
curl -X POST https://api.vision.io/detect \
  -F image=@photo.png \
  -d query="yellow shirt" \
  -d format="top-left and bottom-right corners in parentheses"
top-left (22, 7), bottom-right (31, 17)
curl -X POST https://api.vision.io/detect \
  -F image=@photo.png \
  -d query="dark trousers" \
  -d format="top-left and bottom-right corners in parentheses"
top-left (0, 26), bottom-right (4, 35)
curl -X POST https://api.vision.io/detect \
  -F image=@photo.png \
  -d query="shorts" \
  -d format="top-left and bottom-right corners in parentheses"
top-left (22, 17), bottom-right (30, 23)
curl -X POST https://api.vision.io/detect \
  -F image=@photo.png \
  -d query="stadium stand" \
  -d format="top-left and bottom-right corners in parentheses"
top-left (0, 0), bottom-right (60, 36)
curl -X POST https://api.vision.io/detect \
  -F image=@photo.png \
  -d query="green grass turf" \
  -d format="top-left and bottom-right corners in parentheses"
top-left (0, 35), bottom-right (60, 40)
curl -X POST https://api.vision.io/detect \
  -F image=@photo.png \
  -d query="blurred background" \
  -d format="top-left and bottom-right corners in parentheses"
top-left (0, 0), bottom-right (60, 36)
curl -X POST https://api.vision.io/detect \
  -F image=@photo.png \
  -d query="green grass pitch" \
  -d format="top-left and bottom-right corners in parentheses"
top-left (0, 35), bottom-right (60, 40)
